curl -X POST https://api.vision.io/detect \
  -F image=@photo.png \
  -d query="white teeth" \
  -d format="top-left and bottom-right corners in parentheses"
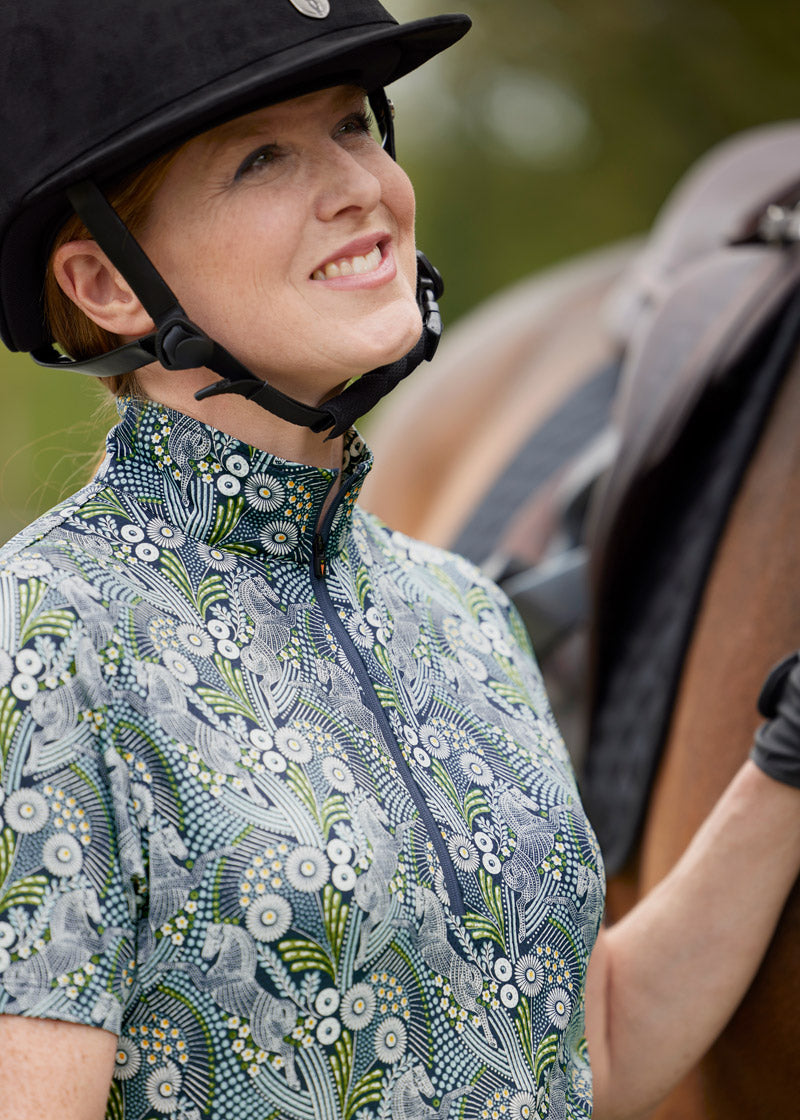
top-left (313, 244), bottom-right (382, 280)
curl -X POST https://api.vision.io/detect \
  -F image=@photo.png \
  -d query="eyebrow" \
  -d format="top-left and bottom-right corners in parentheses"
top-left (197, 85), bottom-right (369, 156)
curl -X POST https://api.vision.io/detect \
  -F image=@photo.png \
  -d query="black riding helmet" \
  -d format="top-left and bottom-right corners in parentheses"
top-left (0, 0), bottom-right (470, 436)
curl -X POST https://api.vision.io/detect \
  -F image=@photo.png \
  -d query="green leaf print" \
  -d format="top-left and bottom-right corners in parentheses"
top-left (285, 763), bottom-right (319, 826)
top-left (346, 1068), bottom-right (385, 1120)
top-left (330, 1028), bottom-right (354, 1110)
top-left (516, 996), bottom-right (535, 1070)
top-left (0, 873), bottom-right (48, 910)
top-left (208, 496), bottom-right (245, 546)
top-left (321, 793), bottom-right (349, 839)
top-left (322, 884), bottom-right (349, 965)
top-left (16, 578), bottom-right (47, 639)
top-left (464, 788), bottom-right (491, 829)
top-left (196, 574), bottom-right (227, 620)
top-left (0, 688), bottom-right (22, 773)
top-left (0, 827), bottom-right (17, 893)
top-left (77, 492), bottom-right (132, 523)
top-left (105, 1077), bottom-right (125, 1120)
top-left (463, 912), bottom-right (505, 949)
top-left (279, 937), bottom-right (335, 980)
top-left (20, 608), bottom-right (75, 645)
top-left (431, 760), bottom-right (461, 814)
top-left (477, 867), bottom-right (505, 932)
top-left (159, 550), bottom-right (195, 606)
top-left (534, 1030), bottom-right (559, 1086)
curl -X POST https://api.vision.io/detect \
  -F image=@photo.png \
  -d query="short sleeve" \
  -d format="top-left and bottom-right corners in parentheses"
top-left (0, 565), bottom-right (138, 1036)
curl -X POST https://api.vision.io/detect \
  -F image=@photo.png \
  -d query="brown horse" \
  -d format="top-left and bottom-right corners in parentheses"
top-left (363, 122), bottom-right (800, 1119)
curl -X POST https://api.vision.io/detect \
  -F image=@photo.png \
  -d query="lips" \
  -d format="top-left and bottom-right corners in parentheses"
top-left (311, 235), bottom-right (388, 281)
top-left (312, 244), bottom-right (382, 280)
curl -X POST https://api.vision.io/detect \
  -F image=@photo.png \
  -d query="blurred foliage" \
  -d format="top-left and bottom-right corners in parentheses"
top-left (2, 0), bottom-right (800, 541)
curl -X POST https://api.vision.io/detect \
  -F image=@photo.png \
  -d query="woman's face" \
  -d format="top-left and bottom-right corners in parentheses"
top-left (138, 85), bottom-right (420, 404)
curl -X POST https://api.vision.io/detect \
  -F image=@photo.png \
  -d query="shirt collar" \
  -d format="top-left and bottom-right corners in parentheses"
top-left (97, 398), bottom-right (373, 565)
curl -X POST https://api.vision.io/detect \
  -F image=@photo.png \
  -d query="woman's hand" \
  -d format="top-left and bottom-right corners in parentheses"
top-left (0, 1015), bottom-right (116, 1119)
top-left (584, 654), bottom-right (800, 1120)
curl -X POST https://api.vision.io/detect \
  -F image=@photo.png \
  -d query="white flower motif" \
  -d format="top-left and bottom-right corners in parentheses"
top-left (146, 519), bottom-right (186, 550)
top-left (0, 948), bottom-right (10, 973)
top-left (207, 619), bottom-right (230, 640)
top-left (10, 674), bottom-right (37, 701)
top-left (216, 638), bottom-right (240, 660)
top-left (374, 1016), bottom-right (406, 1063)
top-left (500, 983), bottom-right (519, 1008)
top-left (460, 752), bottom-right (494, 787)
top-left (340, 983), bottom-right (376, 1030)
top-left (493, 957), bottom-right (513, 982)
top-left (419, 724), bottom-right (450, 760)
top-left (5, 789), bottom-right (50, 833)
top-left (413, 747), bottom-right (431, 768)
top-left (145, 1061), bottom-right (182, 1114)
top-left (482, 852), bottom-right (501, 875)
top-left (225, 454), bottom-right (250, 478)
top-left (245, 473), bottom-right (286, 513)
top-left (331, 864), bottom-right (356, 892)
top-left (510, 1091), bottom-right (537, 1120)
top-left (344, 611), bottom-right (375, 650)
top-left (260, 520), bottom-right (299, 557)
top-left (447, 835), bottom-right (479, 873)
top-left (42, 832), bottom-right (84, 877)
top-left (135, 542), bottom-right (160, 562)
top-left (515, 955), bottom-right (544, 997)
top-left (197, 544), bottom-right (238, 572)
top-left (176, 624), bottom-right (214, 658)
top-left (262, 751), bottom-right (287, 774)
top-left (245, 894), bottom-right (293, 942)
top-left (316, 1016), bottom-right (341, 1046)
top-left (0, 648), bottom-right (13, 688)
top-left (132, 782), bottom-right (154, 822)
top-left (474, 831), bottom-right (494, 853)
top-left (545, 987), bottom-right (572, 1029)
top-left (120, 524), bottom-right (145, 543)
top-left (326, 839), bottom-right (352, 865)
top-left (161, 649), bottom-right (198, 686)
top-left (315, 987), bottom-right (340, 1016)
top-left (113, 1036), bottom-right (142, 1081)
top-left (249, 728), bottom-right (271, 750)
top-left (456, 649), bottom-right (488, 681)
top-left (15, 649), bottom-right (43, 676)
top-left (321, 756), bottom-right (355, 793)
top-left (216, 473), bottom-right (241, 497)
top-left (285, 846), bottom-right (329, 893)
top-left (274, 727), bottom-right (312, 764)
top-left (0, 922), bottom-right (15, 948)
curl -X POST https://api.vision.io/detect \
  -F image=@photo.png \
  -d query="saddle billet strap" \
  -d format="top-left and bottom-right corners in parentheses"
top-left (583, 259), bottom-right (800, 875)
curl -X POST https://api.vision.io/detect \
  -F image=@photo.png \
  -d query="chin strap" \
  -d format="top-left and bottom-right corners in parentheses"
top-left (32, 91), bottom-right (445, 438)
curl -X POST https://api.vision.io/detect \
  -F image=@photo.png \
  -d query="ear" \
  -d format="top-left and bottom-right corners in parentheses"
top-left (52, 240), bottom-right (155, 338)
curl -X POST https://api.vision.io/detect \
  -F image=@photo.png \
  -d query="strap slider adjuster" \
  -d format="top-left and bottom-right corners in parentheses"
top-left (156, 318), bottom-right (214, 370)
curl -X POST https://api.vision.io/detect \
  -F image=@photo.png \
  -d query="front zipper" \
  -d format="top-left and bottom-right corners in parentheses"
top-left (311, 481), bottom-right (465, 917)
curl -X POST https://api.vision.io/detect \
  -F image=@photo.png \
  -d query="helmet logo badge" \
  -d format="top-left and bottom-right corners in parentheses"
top-left (288, 0), bottom-right (331, 17)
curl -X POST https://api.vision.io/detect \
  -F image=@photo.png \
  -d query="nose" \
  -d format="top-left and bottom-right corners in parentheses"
top-left (314, 142), bottom-right (383, 222)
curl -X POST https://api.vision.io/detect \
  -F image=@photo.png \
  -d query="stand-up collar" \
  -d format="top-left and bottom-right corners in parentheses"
top-left (97, 398), bottom-right (373, 565)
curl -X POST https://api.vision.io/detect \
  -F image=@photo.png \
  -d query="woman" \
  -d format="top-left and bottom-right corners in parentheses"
top-left (0, 2), bottom-right (799, 1119)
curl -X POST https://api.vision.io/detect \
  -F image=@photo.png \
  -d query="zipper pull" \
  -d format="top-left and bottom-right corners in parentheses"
top-left (313, 532), bottom-right (327, 579)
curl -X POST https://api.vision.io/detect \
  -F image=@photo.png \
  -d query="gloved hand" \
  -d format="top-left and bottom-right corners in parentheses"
top-left (751, 651), bottom-right (800, 788)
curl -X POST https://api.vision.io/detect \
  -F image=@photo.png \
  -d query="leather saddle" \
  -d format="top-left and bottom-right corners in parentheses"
top-left (479, 122), bottom-right (800, 874)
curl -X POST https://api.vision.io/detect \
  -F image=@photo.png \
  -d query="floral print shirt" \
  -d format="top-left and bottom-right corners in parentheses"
top-left (0, 399), bottom-right (604, 1120)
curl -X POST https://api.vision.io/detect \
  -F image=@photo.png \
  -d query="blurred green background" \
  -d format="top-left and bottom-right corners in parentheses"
top-left (2, 0), bottom-right (799, 543)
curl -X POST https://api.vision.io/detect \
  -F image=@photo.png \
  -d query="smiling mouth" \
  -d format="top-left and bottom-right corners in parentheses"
top-left (312, 244), bottom-right (383, 280)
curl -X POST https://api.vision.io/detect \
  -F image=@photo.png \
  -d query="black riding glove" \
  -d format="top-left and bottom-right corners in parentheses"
top-left (750, 651), bottom-right (800, 789)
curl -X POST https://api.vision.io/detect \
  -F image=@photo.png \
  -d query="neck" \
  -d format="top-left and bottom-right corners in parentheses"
top-left (135, 364), bottom-right (345, 470)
